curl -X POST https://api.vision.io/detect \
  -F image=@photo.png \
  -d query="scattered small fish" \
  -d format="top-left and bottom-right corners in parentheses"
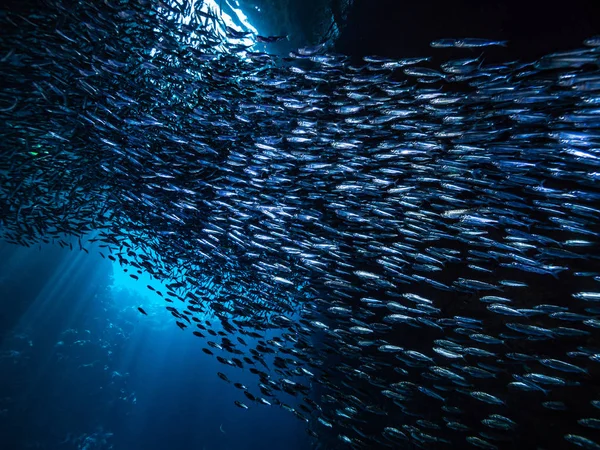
top-left (0, 3), bottom-right (599, 448)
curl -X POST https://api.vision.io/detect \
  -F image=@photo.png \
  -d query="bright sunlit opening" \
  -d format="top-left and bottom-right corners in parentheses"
top-left (149, 0), bottom-right (260, 58)
top-left (110, 264), bottom-right (159, 304)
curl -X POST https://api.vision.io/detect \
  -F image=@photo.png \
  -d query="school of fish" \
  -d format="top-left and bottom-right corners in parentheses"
top-left (1, 0), bottom-right (600, 449)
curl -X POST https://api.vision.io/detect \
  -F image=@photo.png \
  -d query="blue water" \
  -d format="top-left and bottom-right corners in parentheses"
top-left (0, 241), bottom-right (311, 450)
top-left (0, 2), bottom-right (328, 447)
top-left (4, 1), bottom-right (598, 449)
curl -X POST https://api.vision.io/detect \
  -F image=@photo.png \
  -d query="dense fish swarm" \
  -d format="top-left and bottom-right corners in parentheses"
top-left (2, 1), bottom-right (600, 449)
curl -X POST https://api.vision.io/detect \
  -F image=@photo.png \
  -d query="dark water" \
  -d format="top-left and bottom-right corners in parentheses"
top-left (2, 0), bottom-right (600, 450)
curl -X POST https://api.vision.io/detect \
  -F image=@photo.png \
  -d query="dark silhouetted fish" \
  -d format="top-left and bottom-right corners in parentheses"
top-left (1, 1), bottom-right (600, 449)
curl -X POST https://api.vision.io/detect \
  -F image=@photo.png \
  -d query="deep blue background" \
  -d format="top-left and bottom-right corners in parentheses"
top-left (0, 241), bottom-right (311, 450)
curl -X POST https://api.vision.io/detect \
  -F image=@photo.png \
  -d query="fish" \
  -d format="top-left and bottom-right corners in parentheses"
top-left (256, 35), bottom-right (288, 43)
top-left (1, 1), bottom-right (600, 448)
top-left (430, 38), bottom-right (508, 48)
top-left (217, 372), bottom-right (230, 383)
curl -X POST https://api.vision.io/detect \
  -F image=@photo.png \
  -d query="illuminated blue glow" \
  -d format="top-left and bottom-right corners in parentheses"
top-left (110, 264), bottom-right (159, 304)
top-left (150, 0), bottom-right (259, 57)
top-left (225, 0), bottom-right (258, 35)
